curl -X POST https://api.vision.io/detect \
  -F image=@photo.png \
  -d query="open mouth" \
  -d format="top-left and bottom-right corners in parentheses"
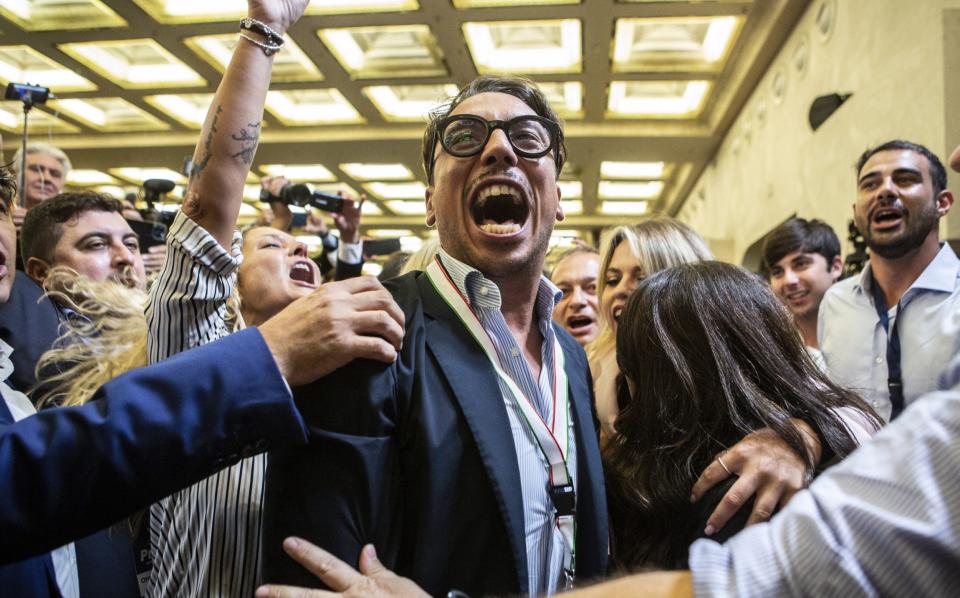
top-left (471, 184), bottom-right (529, 235)
top-left (289, 261), bottom-right (317, 286)
top-left (612, 305), bottom-right (624, 323)
top-left (784, 290), bottom-right (808, 304)
top-left (566, 315), bottom-right (595, 332)
top-left (872, 207), bottom-right (904, 230)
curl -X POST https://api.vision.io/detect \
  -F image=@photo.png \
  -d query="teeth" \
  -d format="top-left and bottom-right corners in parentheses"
top-left (292, 263), bottom-right (310, 272)
top-left (477, 184), bottom-right (520, 202)
top-left (480, 222), bottom-right (521, 234)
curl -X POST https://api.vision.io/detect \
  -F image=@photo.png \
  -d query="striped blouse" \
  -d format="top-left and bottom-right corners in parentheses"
top-left (144, 211), bottom-right (263, 598)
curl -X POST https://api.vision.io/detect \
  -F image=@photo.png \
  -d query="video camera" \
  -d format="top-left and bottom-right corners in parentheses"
top-left (260, 183), bottom-right (344, 213)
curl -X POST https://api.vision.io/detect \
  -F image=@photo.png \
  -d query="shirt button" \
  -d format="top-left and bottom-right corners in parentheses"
top-left (511, 347), bottom-right (520, 357)
top-left (875, 356), bottom-right (883, 364)
top-left (479, 287), bottom-right (489, 296)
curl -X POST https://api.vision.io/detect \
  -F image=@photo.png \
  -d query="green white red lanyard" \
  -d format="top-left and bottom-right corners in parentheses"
top-left (426, 256), bottom-right (577, 587)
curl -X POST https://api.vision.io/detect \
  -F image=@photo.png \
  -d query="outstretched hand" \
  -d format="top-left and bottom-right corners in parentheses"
top-left (247, 0), bottom-right (310, 36)
top-left (255, 538), bottom-right (429, 598)
top-left (332, 192), bottom-right (365, 245)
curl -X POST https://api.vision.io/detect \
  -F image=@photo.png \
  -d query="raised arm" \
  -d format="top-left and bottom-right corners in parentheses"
top-left (182, 0), bottom-right (309, 248)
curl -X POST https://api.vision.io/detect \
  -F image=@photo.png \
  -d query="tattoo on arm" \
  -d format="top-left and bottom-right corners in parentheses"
top-left (231, 122), bottom-right (262, 165)
top-left (190, 105), bottom-right (222, 180)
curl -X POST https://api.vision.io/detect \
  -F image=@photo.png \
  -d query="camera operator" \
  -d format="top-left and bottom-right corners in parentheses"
top-left (260, 175), bottom-right (365, 279)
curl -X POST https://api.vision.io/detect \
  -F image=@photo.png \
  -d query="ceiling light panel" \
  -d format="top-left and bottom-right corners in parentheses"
top-left (463, 19), bottom-right (582, 75)
top-left (50, 97), bottom-right (171, 132)
top-left (607, 80), bottom-right (710, 118)
top-left (560, 200), bottom-right (582, 215)
top-left (600, 161), bottom-right (666, 179)
top-left (144, 93), bottom-right (213, 129)
top-left (0, 46), bottom-right (96, 92)
top-left (258, 164), bottom-right (336, 182)
top-left (132, 0), bottom-right (418, 23)
top-left (0, 105), bottom-right (79, 133)
top-left (58, 39), bottom-right (206, 89)
top-left (537, 82), bottom-right (584, 118)
top-left (109, 167), bottom-right (187, 185)
top-left (385, 200), bottom-right (426, 215)
top-left (265, 89), bottom-right (363, 125)
top-left (612, 16), bottom-right (742, 72)
top-left (185, 34), bottom-right (323, 83)
top-left (340, 163), bottom-right (414, 181)
top-left (557, 180), bottom-right (582, 199)
top-left (598, 180), bottom-right (663, 200)
top-left (365, 181), bottom-right (427, 200)
top-left (0, 0), bottom-right (126, 31)
top-left (67, 169), bottom-right (119, 185)
top-left (318, 25), bottom-right (446, 79)
top-left (363, 84), bottom-right (458, 122)
top-left (600, 201), bottom-right (649, 216)
top-left (454, 0), bottom-right (579, 6)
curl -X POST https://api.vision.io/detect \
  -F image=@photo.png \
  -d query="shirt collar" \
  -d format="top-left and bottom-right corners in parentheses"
top-left (857, 243), bottom-right (960, 296)
top-left (0, 338), bottom-right (14, 385)
top-left (436, 248), bottom-right (561, 321)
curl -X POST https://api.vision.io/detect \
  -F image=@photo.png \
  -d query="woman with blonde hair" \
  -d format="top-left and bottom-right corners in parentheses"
top-left (588, 218), bottom-right (713, 442)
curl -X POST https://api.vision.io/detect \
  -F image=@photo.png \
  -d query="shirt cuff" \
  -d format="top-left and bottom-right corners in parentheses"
top-left (338, 240), bottom-right (363, 265)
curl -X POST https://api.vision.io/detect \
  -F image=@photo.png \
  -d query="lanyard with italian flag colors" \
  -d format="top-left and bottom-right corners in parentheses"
top-left (425, 256), bottom-right (577, 587)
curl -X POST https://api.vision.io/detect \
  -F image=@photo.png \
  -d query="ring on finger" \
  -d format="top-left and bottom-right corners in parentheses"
top-left (717, 455), bottom-right (733, 476)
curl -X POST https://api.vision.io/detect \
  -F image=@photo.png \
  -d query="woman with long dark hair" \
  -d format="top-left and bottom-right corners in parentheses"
top-left (605, 261), bottom-right (881, 570)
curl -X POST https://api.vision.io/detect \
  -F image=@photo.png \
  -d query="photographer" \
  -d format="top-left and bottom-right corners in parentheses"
top-left (260, 174), bottom-right (364, 279)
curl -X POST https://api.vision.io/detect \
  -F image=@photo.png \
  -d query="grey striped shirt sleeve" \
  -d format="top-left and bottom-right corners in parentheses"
top-left (690, 388), bottom-right (960, 597)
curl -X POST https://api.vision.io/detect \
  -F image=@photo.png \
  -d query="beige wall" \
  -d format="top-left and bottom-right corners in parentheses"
top-left (678, 0), bottom-right (960, 265)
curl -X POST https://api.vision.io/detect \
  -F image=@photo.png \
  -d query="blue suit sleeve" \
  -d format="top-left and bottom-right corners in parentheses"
top-left (0, 327), bottom-right (307, 563)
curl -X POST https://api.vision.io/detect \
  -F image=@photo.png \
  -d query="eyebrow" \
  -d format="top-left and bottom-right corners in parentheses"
top-left (858, 166), bottom-right (923, 186)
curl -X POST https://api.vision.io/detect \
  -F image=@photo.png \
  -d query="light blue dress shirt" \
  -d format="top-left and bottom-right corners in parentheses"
top-left (437, 249), bottom-right (577, 596)
top-left (818, 243), bottom-right (960, 421)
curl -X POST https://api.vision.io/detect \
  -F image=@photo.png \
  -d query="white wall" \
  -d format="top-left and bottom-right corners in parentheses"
top-left (678, 0), bottom-right (960, 264)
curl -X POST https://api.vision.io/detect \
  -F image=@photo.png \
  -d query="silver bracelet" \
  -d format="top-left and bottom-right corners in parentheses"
top-left (240, 17), bottom-right (284, 46)
top-left (239, 32), bottom-right (283, 56)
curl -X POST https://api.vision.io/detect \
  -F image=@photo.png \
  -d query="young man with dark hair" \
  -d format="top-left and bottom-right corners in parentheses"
top-left (819, 139), bottom-right (957, 422)
top-left (762, 218), bottom-right (843, 356)
top-left (20, 191), bottom-right (145, 290)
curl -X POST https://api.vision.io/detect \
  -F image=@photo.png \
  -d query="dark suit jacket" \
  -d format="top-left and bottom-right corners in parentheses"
top-left (0, 274), bottom-right (62, 394)
top-left (263, 272), bottom-right (608, 596)
top-left (0, 327), bottom-right (307, 568)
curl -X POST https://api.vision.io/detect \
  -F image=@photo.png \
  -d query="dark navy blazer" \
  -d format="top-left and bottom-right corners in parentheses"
top-left (263, 271), bottom-right (608, 596)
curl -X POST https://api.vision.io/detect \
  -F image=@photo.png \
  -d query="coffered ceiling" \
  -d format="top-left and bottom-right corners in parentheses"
top-left (0, 0), bottom-right (808, 249)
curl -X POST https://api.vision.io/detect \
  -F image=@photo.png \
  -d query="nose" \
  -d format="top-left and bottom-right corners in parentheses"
top-left (783, 268), bottom-right (799, 286)
top-left (568, 286), bottom-right (587, 307)
top-left (876, 175), bottom-right (898, 201)
top-left (113, 241), bottom-right (137, 266)
top-left (289, 241), bottom-right (308, 257)
top-left (480, 128), bottom-right (518, 170)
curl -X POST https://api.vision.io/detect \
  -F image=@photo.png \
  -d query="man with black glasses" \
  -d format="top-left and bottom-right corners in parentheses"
top-left (263, 76), bottom-right (608, 597)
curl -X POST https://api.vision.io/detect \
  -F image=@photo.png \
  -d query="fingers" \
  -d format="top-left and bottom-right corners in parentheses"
top-left (745, 485), bottom-right (781, 527)
top-left (357, 545), bottom-right (385, 576)
top-left (281, 537), bottom-right (363, 591)
top-left (347, 313), bottom-right (404, 354)
top-left (691, 454), bottom-right (734, 502)
top-left (254, 584), bottom-right (331, 598)
top-left (704, 473), bottom-right (758, 536)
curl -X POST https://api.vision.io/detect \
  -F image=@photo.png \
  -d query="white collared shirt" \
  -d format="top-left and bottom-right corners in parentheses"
top-left (818, 243), bottom-right (960, 421)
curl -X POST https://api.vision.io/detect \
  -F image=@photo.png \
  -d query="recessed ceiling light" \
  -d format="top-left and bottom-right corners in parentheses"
top-left (59, 39), bottom-right (206, 89)
top-left (67, 169), bottom-right (120, 185)
top-left (50, 97), bottom-right (170, 132)
top-left (365, 182), bottom-right (427, 200)
top-left (186, 34), bottom-right (323, 83)
top-left (560, 200), bottom-right (582, 215)
top-left (557, 181), bottom-right (582, 199)
top-left (536, 82), bottom-right (584, 118)
top-left (0, 105), bottom-right (79, 133)
top-left (0, 0), bottom-right (126, 31)
top-left (599, 161), bottom-right (666, 179)
top-left (132, 0), bottom-right (419, 23)
top-left (463, 19), bottom-right (582, 74)
top-left (363, 84), bottom-right (459, 122)
top-left (144, 93), bottom-right (214, 129)
top-left (385, 200), bottom-right (426, 215)
top-left (319, 25), bottom-right (446, 79)
top-left (598, 180), bottom-right (663, 200)
top-left (0, 45), bottom-right (96, 92)
top-left (109, 167), bottom-right (187, 185)
top-left (265, 89), bottom-right (363, 125)
top-left (600, 201), bottom-right (649, 216)
top-left (607, 81), bottom-right (710, 118)
top-left (454, 0), bottom-right (578, 5)
top-left (367, 229), bottom-right (415, 238)
top-left (258, 164), bottom-right (336, 182)
top-left (340, 163), bottom-right (414, 181)
top-left (612, 16), bottom-right (742, 72)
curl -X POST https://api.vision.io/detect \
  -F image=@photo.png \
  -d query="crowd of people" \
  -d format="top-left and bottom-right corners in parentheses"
top-left (3, 1), bottom-right (960, 597)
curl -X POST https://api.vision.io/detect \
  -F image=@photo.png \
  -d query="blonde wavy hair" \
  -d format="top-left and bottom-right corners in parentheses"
top-left (587, 218), bottom-right (714, 362)
top-left (35, 266), bottom-right (243, 407)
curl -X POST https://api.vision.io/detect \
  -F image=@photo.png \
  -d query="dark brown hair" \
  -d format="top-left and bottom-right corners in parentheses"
top-left (761, 217), bottom-right (841, 273)
top-left (855, 139), bottom-right (948, 197)
top-left (606, 261), bottom-right (880, 569)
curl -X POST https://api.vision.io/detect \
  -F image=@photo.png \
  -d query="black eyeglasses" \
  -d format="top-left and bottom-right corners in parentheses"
top-left (429, 114), bottom-right (562, 180)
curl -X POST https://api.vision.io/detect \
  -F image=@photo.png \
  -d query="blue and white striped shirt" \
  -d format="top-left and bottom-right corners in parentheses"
top-left (690, 354), bottom-right (960, 596)
top-left (437, 249), bottom-right (577, 596)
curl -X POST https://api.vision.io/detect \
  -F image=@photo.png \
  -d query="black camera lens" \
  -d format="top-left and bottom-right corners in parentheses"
top-left (280, 183), bottom-right (312, 206)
